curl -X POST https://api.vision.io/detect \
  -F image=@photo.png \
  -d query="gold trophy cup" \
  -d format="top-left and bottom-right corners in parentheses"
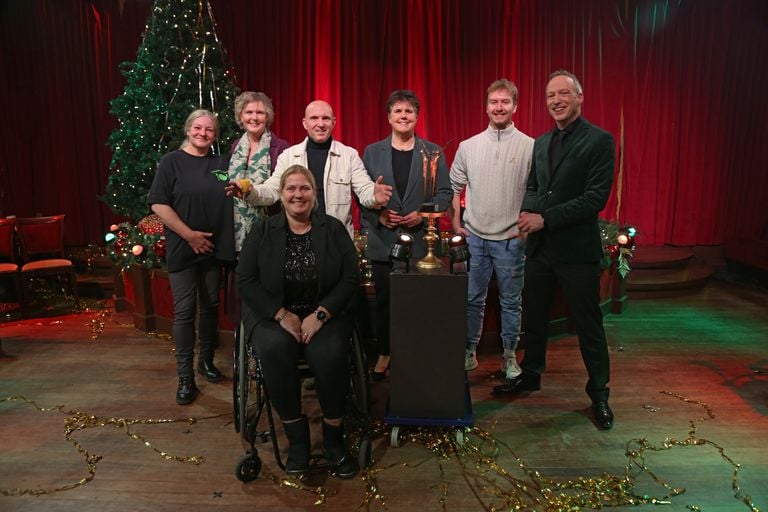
top-left (416, 145), bottom-right (445, 270)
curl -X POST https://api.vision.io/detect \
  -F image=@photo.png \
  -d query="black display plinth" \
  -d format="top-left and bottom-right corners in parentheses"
top-left (388, 264), bottom-right (469, 420)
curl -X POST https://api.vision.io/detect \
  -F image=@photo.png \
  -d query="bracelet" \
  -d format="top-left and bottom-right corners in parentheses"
top-left (276, 310), bottom-right (288, 322)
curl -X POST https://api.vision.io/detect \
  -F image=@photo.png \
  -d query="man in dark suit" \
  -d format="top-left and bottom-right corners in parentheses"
top-left (492, 70), bottom-right (616, 430)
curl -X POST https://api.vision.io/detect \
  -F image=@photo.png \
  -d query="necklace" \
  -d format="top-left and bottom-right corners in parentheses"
top-left (391, 138), bottom-right (415, 151)
top-left (290, 222), bottom-right (312, 235)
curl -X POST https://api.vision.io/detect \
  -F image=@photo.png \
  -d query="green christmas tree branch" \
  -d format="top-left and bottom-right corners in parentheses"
top-left (102, 0), bottom-right (240, 221)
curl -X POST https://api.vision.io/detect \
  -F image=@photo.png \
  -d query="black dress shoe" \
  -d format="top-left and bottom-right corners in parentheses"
top-left (593, 400), bottom-right (614, 430)
top-left (197, 359), bottom-right (223, 382)
top-left (492, 374), bottom-right (541, 395)
top-left (176, 376), bottom-right (198, 405)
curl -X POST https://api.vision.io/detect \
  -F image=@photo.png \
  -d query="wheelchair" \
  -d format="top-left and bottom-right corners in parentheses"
top-left (232, 317), bottom-right (373, 482)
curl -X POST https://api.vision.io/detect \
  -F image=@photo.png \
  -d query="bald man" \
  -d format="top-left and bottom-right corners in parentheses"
top-left (232, 100), bottom-right (391, 237)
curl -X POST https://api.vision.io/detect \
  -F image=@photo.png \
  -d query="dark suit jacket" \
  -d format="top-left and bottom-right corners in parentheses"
top-left (521, 118), bottom-right (615, 263)
top-left (361, 136), bottom-right (452, 261)
top-left (236, 209), bottom-right (359, 326)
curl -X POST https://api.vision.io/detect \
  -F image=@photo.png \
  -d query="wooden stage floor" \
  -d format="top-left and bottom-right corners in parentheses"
top-left (1, 279), bottom-right (767, 511)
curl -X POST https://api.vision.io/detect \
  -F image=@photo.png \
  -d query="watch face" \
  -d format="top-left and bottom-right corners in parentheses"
top-left (316, 310), bottom-right (327, 321)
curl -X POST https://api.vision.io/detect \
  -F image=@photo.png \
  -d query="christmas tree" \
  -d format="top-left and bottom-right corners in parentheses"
top-left (103, 0), bottom-right (239, 221)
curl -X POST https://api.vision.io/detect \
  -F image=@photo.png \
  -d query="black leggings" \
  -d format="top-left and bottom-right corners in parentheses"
top-left (250, 317), bottom-right (351, 421)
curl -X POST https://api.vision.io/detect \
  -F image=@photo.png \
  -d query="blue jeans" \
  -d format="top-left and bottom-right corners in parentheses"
top-left (466, 235), bottom-right (525, 352)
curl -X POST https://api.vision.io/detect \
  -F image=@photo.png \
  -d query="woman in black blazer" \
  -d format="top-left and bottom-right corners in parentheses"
top-left (236, 165), bottom-right (359, 478)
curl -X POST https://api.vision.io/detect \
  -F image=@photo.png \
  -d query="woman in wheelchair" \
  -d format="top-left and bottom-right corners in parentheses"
top-left (236, 165), bottom-right (360, 478)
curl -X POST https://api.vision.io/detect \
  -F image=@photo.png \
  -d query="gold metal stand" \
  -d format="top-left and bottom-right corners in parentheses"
top-left (416, 211), bottom-right (445, 269)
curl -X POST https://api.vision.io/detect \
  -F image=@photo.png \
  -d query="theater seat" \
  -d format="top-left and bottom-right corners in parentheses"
top-left (15, 214), bottom-right (80, 317)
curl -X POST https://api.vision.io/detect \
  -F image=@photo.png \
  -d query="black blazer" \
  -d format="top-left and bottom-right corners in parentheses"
top-left (361, 136), bottom-right (452, 261)
top-left (236, 209), bottom-right (359, 325)
top-left (521, 118), bottom-right (615, 263)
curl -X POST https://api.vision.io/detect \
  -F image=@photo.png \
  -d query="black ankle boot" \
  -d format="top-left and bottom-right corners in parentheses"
top-left (197, 358), bottom-right (223, 382)
top-left (283, 415), bottom-right (310, 475)
top-left (322, 421), bottom-right (358, 479)
top-left (176, 375), bottom-right (198, 405)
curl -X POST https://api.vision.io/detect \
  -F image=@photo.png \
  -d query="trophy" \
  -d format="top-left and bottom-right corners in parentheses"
top-left (416, 143), bottom-right (446, 269)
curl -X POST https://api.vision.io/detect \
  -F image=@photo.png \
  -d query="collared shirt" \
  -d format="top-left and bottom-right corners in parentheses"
top-left (549, 116), bottom-right (583, 166)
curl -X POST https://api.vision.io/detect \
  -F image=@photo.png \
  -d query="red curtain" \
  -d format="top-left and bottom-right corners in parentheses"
top-left (1, 0), bottom-right (766, 247)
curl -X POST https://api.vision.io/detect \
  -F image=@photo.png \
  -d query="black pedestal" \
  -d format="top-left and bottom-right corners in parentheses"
top-left (388, 266), bottom-right (467, 419)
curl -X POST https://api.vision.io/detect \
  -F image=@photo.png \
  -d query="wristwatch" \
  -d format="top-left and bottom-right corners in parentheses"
top-left (315, 309), bottom-right (328, 322)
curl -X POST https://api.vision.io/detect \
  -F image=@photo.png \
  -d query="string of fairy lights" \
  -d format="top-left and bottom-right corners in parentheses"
top-left (105, 0), bottom-right (238, 221)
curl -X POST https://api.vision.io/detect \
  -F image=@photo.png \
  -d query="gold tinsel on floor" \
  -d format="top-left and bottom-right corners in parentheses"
top-left (0, 392), bottom-right (761, 510)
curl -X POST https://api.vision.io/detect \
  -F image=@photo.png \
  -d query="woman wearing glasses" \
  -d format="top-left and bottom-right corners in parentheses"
top-left (148, 109), bottom-right (235, 405)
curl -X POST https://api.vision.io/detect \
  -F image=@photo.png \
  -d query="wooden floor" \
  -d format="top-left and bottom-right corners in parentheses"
top-left (1, 278), bottom-right (767, 511)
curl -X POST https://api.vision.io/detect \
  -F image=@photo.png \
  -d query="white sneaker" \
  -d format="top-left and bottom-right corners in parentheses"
top-left (464, 349), bottom-right (478, 371)
top-left (502, 350), bottom-right (521, 379)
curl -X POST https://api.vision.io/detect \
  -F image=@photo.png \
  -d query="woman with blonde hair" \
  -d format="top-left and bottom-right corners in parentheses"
top-left (228, 91), bottom-right (289, 251)
top-left (237, 165), bottom-right (359, 479)
top-left (148, 109), bottom-right (235, 404)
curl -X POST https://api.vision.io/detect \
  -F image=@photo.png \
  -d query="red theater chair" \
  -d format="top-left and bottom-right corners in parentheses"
top-left (15, 214), bottom-right (80, 317)
top-left (0, 218), bottom-right (22, 314)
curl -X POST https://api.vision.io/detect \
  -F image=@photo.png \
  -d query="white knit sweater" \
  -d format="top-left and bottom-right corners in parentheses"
top-left (450, 123), bottom-right (534, 240)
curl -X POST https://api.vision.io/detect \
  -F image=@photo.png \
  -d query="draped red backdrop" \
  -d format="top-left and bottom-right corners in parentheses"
top-left (1, 0), bottom-right (766, 248)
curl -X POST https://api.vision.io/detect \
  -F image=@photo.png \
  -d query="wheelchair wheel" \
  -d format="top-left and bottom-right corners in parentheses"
top-left (349, 327), bottom-right (370, 417)
top-left (236, 323), bottom-right (250, 436)
top-left (357, 436), bottom-right (372, 469)
top-left (232, 323), bottom-right (243, 433)
top-left (235, 450), bottom-right (262, 482)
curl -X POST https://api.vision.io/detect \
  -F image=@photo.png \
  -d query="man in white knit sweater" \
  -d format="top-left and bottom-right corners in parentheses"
top-left (450, 79), bottom-right (534, 378)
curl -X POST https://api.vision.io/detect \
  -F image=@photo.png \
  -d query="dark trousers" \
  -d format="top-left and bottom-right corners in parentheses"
top-left (167, 259), bottom-right (222, 377)
top-left (521, 251), bottom-right (610, 403)
top-left (372, 260), bottom-right (393, 357)
top-left (250, 317), bottom-right (351, 421)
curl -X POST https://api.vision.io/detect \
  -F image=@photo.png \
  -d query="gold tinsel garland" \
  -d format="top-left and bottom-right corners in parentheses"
top-left (0, 396), bottom-right (229, 497)
top-left (3, 296), bottom-right (763, 509)
top-left (0, 392), bottom-right (762, 509)
top-left (2, 314), bottom-right (762, 512)
top-left (349, 391), bottom-right (761, 511)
